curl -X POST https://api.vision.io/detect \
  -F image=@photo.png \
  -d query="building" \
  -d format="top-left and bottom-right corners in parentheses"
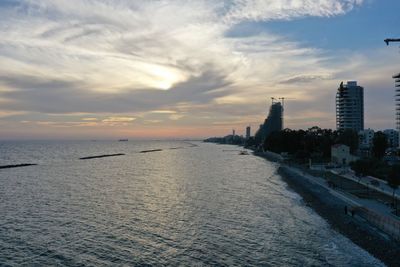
top-left (336, 81), bottom-right (364, 132)
top-left (256, 100), bottom-right (283, 142)
top-left (393, 73), bottom-right (400, 146)
top-left (331, 144), bottom-right (358, 166)
top-left (358, 128), bottom-right (375, 149)
top-left (383, 129), bottom-right (399, 148)
top-left (245, 126), bottom-right (251, 139)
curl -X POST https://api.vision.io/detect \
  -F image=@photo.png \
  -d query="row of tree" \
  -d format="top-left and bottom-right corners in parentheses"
top-left (261, 127), bottom-right (359, 160)
top-left (258, 127), bottom-right (399, 184)
top-left (259, 126), bottom-right (390, 160)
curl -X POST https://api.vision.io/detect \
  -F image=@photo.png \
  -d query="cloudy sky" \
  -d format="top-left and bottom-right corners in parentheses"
top-left (0, 0), bottom-right (399, 139)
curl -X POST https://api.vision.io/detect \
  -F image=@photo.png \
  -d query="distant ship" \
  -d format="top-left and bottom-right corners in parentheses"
top-left (118, 139), bottom-right (128, 142)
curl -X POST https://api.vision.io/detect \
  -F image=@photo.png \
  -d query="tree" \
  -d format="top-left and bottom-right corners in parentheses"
top-left (387, 165), bottom-right (400, 214)
top-left (335, 129), bottom-right (359, 153)
top-left (372, 131), bottom-right (388, 159)
top-left (350, 160), bottom-right (369, 181)
top-left (244, 137), bottom-right (256, 148)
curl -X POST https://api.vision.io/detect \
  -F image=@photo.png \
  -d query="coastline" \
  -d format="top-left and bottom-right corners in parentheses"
top-left (255, 152), bottom-right (400, 267)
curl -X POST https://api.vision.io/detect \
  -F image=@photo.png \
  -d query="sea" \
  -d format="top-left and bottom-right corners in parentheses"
top-left (0, 140), bottom-right (384, 266)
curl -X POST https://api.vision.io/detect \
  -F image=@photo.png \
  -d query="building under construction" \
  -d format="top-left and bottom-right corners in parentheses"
top-left (256, 99), bottom-right (283, 143)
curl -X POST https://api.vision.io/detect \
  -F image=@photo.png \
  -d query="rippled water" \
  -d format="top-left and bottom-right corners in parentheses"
top-left (0, 141), bottom-right (384, 266)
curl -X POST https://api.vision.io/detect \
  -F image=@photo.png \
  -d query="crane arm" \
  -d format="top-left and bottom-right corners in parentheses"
top-left (384, 38), bottom-right (400, 46)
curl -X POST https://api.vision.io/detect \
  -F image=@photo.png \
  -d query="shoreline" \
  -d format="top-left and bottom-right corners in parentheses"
top-left (254, 151), bottom-right (400, 267)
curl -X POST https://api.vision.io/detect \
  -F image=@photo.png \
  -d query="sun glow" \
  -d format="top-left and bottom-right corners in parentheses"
top-left (145, 64), bottom-right (185, 90)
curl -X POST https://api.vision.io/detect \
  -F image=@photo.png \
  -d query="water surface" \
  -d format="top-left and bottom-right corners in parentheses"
top-left (0, 141), bottom-right (384, 266)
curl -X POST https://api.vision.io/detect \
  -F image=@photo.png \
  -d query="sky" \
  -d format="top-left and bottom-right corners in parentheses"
top-left (0, 0), bottom-right (399, 140)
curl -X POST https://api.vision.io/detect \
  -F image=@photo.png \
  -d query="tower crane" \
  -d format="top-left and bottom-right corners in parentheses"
top-left (384, 38), bottom-right (400, 46)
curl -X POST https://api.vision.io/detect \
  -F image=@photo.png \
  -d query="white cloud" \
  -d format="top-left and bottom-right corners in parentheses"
top-left (224, 0), bottom-right (364, 23)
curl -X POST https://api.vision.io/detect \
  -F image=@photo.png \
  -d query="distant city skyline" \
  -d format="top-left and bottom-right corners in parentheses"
top-left (0, 0), bottom-right (400, 139)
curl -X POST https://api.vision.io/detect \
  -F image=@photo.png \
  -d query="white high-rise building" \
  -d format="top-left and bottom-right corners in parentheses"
top-left (336, 81), bottom-right (364, 132)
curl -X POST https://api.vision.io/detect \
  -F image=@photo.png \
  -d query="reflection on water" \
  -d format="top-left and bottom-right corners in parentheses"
top-left (0, 141), bottom-right (384, 266)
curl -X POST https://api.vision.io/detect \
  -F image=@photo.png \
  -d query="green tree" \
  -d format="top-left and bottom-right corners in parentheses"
top-left (372, 131), bottom-right (388, 159)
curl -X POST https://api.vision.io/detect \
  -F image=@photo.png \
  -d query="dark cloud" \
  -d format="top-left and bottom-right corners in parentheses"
top-left (0, 70), bottom-right (230, 114)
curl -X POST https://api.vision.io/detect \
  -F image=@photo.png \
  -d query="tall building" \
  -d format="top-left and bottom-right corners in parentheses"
top-left (336, 81), bottom-right (364, 132)
top-left (257, 101), bottom-right (283, 142)
top-left (394, 73), bottom-right (400, 147)
top-left (245, 126), bottom-right (251, 139)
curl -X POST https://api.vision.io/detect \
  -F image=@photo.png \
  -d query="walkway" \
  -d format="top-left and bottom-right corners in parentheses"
top-left (331, 169), bottom-right (400, 200)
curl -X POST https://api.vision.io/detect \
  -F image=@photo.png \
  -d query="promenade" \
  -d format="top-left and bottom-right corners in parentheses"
top-left (258, 150), bottom-right (400, 241)
top-left (331, 169), bottom-right (400, 199)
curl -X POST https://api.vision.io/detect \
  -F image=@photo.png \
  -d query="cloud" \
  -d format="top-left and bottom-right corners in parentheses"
top-left (224, 0), bottom-right (364, 24)
top-left (102, 117), bottom-right (135, 123)
top-left (280, 74), bottom-right (334, 84)
top-left (0, 70), bottom-right (229, 114)
top-left (1, 0), bottom-right (389, 139)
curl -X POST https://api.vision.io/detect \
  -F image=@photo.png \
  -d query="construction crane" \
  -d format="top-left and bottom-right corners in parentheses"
top-left (384, 38), bottom-right (400, 46)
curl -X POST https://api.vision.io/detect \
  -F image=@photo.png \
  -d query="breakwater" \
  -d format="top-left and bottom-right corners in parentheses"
top-left (0, 163), bottom-right (37, 169)
top-left (79, 153), bottom-right (125, 160)
top-left (139, 149), bottom-right (163, 153)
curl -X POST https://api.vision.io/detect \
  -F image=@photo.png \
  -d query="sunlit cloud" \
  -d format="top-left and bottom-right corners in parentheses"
top-left (102, 117), bottom-right (136, 123)
top-left (82, 117), bottom-right (98, 121)
top-left (150, 110), bottom-right (177, 114)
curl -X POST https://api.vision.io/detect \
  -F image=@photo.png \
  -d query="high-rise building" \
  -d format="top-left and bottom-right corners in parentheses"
top-left (246, 126), bottom-right (251, 139)
top-left (336, 81), bottom-right (364, 132)
top-left (393, 73), bottom-right (400, 147)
